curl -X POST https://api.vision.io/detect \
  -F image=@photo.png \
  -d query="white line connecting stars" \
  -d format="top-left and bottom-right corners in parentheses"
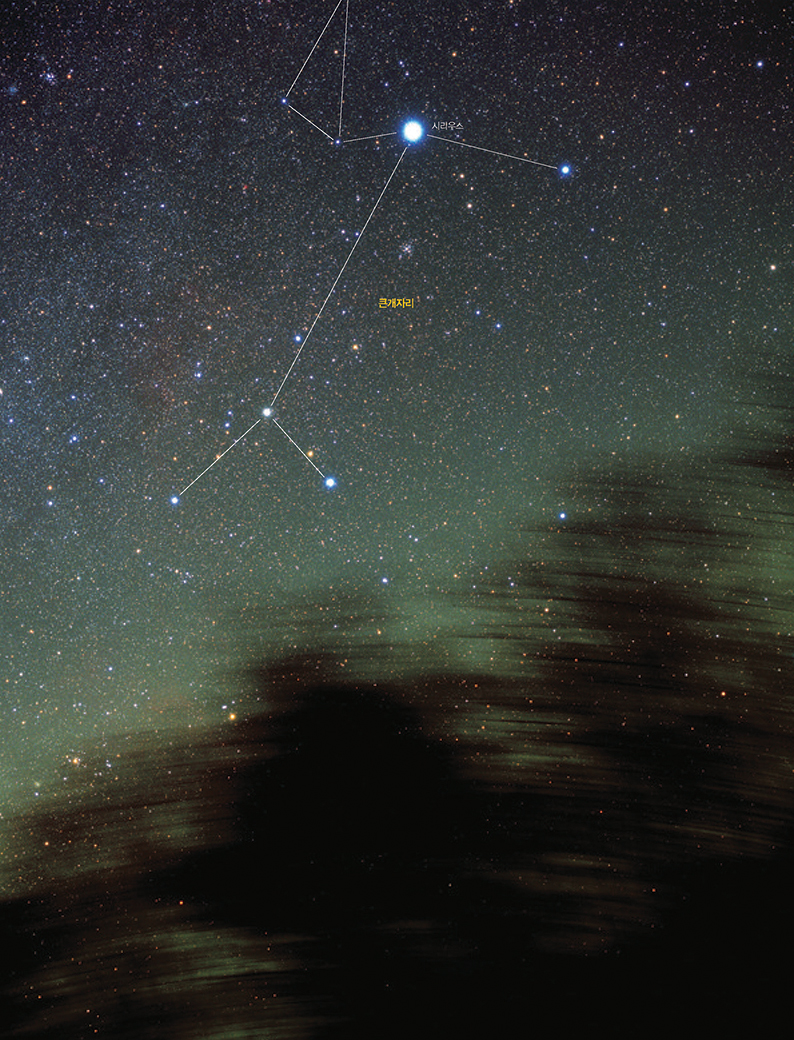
top-left (173, 0), bottom-right (570, 504)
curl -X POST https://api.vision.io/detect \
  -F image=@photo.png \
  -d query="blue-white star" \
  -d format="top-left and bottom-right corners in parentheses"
top-left (402, 120), bottom-right (423, 143)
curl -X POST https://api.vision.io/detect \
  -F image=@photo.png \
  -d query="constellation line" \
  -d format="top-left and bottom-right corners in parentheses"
top-left (179, 417), bottom-right (262, 495)
top-left (288, 104), bottom-right (333, 141)
top-left (270, 146), bottom-right (408, 408)
top-left (175, 1), bottom-right (572, 503)
top-left (272, 418), bottom-right (325, 477)
top-left (427, 134), bottom-right (558, 169)
top-left (285, 0), bottom-right (346, 98)
top-left (342, 132), bottom-right (398, 143)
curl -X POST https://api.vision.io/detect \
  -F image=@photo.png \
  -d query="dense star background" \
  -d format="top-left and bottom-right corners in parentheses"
top-left (2, 0), bottom-right (786, 800)
top-left (1, 1), bottom-right (793, 1033)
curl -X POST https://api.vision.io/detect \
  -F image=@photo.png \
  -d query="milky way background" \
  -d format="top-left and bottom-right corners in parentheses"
top-left (1, 0), bottom-right (790, 806)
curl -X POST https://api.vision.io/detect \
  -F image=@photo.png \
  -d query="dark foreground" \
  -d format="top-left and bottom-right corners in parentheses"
top-left (2, 652), bottom-right (793, 1039)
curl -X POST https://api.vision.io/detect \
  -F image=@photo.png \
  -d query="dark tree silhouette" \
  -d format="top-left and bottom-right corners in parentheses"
top-left (3, 363), bottom-right (794, 1037)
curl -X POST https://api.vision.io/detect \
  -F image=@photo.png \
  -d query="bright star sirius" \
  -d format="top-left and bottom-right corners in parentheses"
top-left (402, 120), bottom-right (423, 143)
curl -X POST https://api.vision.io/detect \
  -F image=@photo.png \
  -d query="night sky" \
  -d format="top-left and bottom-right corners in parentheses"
top-left (0, 0), bottom-right (790, 806)
top-left (3, 3), bottom-right (794, 1036)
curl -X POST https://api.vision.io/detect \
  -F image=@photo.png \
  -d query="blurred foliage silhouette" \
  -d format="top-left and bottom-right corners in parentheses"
top-left (2, 360), bottom-right (794, 1036)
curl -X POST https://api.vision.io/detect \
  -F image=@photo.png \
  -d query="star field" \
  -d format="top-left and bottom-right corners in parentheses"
top-left (0, 0), bottom-right (791, 809)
